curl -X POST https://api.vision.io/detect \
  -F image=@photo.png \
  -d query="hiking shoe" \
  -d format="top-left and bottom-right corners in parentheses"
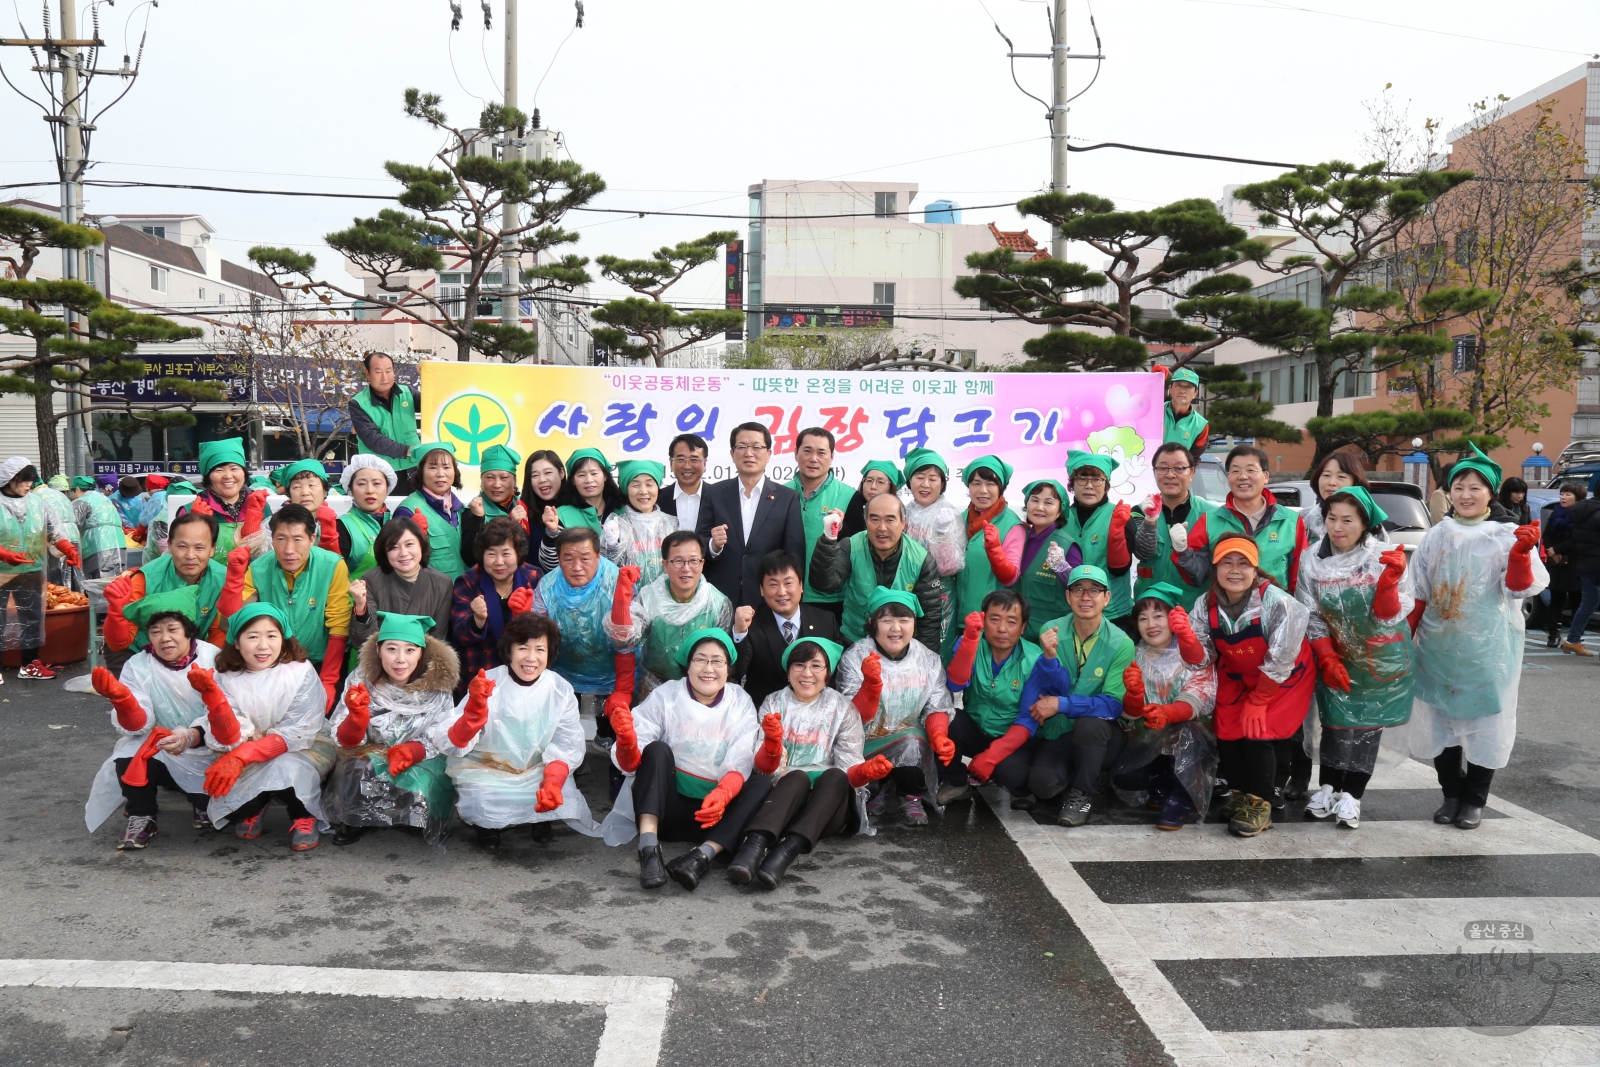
top-left (1056, 790), bottom-right (1093, 828)
top-left (17, 659), bottom-right (54, 679)
top-left (1333, 792), bottom-right (1361, 830)
top-left (900, 794), bottom-right (929, 827)
top-left (288, 817), bottom-right (320, 851)
top-left (192, 806), bottom-right (213, 831)
top-left (1156, 790), bottom-right (1192, 831)
top-left (1010, 793), bottom-right (1038, 812)
top-left (234, 811), bottom-right (265, 840)
top-left (117, 814), bottom-right (157, 850)
top-left (1560, 641), bottom-right (1594, 657)
top-left (866, 781), bottom-right (893, 817)
top-left (1228, 794), bottom-right (1272, 838)
top-left (1304, 784), bottom-right (1337, 820)
top-left (935, 781), bottom-right (971, 805)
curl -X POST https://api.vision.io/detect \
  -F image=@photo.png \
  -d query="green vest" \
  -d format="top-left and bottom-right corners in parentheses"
top-left (963, 636), bottom-right (1042, 737)
top-left (1063, 500), bottom-right (1132, 620)
top-left (787, 473), bottom-right (856, 604)
top-left (135, 553), bottom-right (226, 650)
top-left (841, 532), bottom-right (928, 643)
top-left (351, 384), bottom-right (420, 470)
top-left (1164, 403), bottom-right (1208, 450)
top-left (400, 493), bottom-right (465, 581)
top-left (1017, 525), bottom-right (1077, 642)
top-left (0, 494), bottom-right (48, 576)
top-left (944, 507), bottom-right (1022, 661)
top-left (339, 507), bottom-right (386, 580)
top-left (79, 491), bottom-right (127, 558)
top-left (1133, 496), bottom-right (1215, 611)
top-left (250, 546), bottom-right (341, 661)
top-left (1205, 501), bottom-right (1301, 592)
top-left (1032, 615), bottom-right (1136, 740)
top-left (556, 504), bottom-right (602, 532)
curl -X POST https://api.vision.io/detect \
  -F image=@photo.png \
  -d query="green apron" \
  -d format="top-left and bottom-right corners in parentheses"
top-left (339, 507), bottom-right (386, 580)
top-left (1133, 497), bottom-right (1215, 611)
top-left (351, 385), bottom-right (420, 471)
top-left (399, 492), bottom-right (465, 582)
top-left (786, 473), bottom-right (855, 605)
top-left (0, 494), bottom-right (47, 577)
top-left (250, 546), bottom-right (340, 661)
top-left (79, 491), bottom-right (127, 558)
top-left (944, 507), bottom-right (1022, 661)
top-left (1164, 403), bottom-right (1209, 450)
top-left (962, 636), bottom-right (1042, 738)
top-left (1312, 582), bottom-right (1414, 728)
top-left (1033, 616), bottom-right (1136, 740)
top-left (1017, 525), bottom-right (1078, 641)
top-left (134, 554), bottom-right (226, 651)
top-left (364, 751), bottom-right (456, 818)
top-left (555, 504), bottom-right (602, 532)
top-left (841, 532), bottom-right (927, 643)
top-left (1063, 500), bottom-right (1132, 621)
top-left (1205, 502), bottom-right (1301, 592)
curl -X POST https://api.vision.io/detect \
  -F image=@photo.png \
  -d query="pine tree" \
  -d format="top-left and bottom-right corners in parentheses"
top-left (590, 232), bottom-right (745, 366)
top-left (1196, 364), bottom-right (1302, 444)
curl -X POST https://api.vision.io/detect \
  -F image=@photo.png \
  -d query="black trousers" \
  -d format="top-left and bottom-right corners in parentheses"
top-left (114, 756), bottom-right (210, 817)
top-left (745, 768), bottom-right (858, 849)
top-left (941, 710), bottom-right (1031, 792)
top-left (1063, 718), bottom-right (1128, 797)
top-left (1435, 746), bottom-right (1495, 807)
top-left (1218, 738), bottom-right (1278, 801)
top-left (0, 578), bottom-right (41, 666)
top-left (233, 787), bottom-right (312, 822)
top-left (632, 740), bottom-right (773, 851)
top-left (887, 765), bottom-right (926, 795)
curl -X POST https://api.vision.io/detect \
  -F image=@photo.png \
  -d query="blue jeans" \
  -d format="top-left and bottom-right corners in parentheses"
top-left (1567, 572), bottom-right (1600, 644)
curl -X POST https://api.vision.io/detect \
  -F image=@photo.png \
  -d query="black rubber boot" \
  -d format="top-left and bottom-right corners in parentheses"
top-left (755, 833), bottom-right (807, 889)
top-left (1433, 797), bottom-right (1461, 825)
top-left (726, 832), bottom-right (771, 885)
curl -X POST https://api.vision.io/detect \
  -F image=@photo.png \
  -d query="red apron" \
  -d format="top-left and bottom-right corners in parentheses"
top-left (1209, 587), bottom-right (1315, 741)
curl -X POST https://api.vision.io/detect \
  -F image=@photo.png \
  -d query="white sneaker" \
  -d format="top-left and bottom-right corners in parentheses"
top-left (1304, 784), bottom-right (1336, 819)
top-left (1333, 792), bottom-right (1361, 830)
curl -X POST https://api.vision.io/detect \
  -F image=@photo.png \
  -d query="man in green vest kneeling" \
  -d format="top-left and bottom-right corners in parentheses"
top-left (806, 492), bottom-right (943, 651)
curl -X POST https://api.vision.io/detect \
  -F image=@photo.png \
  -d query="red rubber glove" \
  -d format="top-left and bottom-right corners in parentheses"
top-left (754, 712), bottom-right (785, 774)
top-left (202, 734), bottom-right (288, 797)
top-left (967, 724), bottom-right (1030, 784)
top-left (1407, 599), bottom-right (1427, 635)
top-left (925, 711), bottom-right (956, 765)
top-left (447, 669), bottom-right (495, 748)
top-left (847, 754), bottom-right (894, 788)
top-left (0, 547), bottom-right (33, 566)
top-left (1240, 674), bottom-right (1280, 740)
top-left (129, 524), bottom-right (147, 545)
top-left (1142, 701), bottom-right (1193, 731)
top-left (611, 651), bottom-right (637, 704)
top-left (946, 612), bottom-right (985, 686)
top-left (1373, 547), bottom-right (1407, 618)
top-left (189, 496), bottom-right (214, 518)
top-left (316, 504), bottom-right (341, 553)
top-left (1122, 663), bottom-right (1147, 718)
top-left (119, 726), bottom-right (174, 787)
top-left (611, 564), bottom-right (641, 625)
top-left (336, 683), bottom-right (371, 747)
top-left (216, 544), bottom-right (251, 619)
top-left (982, 522), bottom-right (1019, 584)
top-left (852, 652), bottom-right (883, 722)
top-left (507, 586), bottom-right (534, 615)
top-left (319, 636), bottom-right (347, 713)
top-left (55, 539), bottom-right (80, 568)
top-left (1167, 605), bottom-right (1205, 666)
top-left (1506, 522), bottom-right (1540, 592)
top-left (411, 508), bottom-right (430, 538)
top-left (535, 760), bottom-right (569, 813)
top-left (611, 700), bottom-right (641, 773)
top-left (1107, 501), bottom-right (1133, 569)
top-left (1309, 637), bottom-right (1351, 692)
top-left (101, 572), bottom-right (138, 649)
top-left (386, 740), bottom-right (427, 777)
top-left (239, 489), bottom-right (269, 537)
top-left (188, 665), bottom-right (240, 747)
top-left (695, 771), bottom-right (745, 828)
top-left (93, 665), bottom-right (146, 731)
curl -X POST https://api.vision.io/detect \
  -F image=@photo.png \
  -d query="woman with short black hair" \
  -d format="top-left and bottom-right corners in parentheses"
top-left (450, 516), bottom-right (540, 691)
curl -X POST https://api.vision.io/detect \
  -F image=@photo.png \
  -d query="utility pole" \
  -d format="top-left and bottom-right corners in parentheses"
top-left (1050, 0), bottom-right (1068, 262)
top-left (500, 0), bottom-right (521, 338)
top-left (59, 0), bottom-right (87, 476)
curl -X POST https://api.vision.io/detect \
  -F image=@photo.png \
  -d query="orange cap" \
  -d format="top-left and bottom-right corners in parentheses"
top-left (1212, 536), bottom-right (1259, 566)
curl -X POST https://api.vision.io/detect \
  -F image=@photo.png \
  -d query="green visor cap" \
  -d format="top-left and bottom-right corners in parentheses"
top-left (1169, 368), bottom-right (1202, 387)
top-left (1066, 449), bottom-right (1119, 480)
top-left (902, 448), bottom-right (947, 478)
top-left (1447, 443), bottom-right (1503, 494)
top-left (565, 448), bottom-right (612, 476)
top-left (1066, 564), bottom-right (1111, 590)
top-left (866, 586), bottom-right (924, 618)
top-left (1022, 478), bottom-right (1069, 507)
top-left (376, 611), bottom-right (434, 647)
top-left (616, 459), bottom-right (664, 491)
top-left (479, 444), bottom-right (522, 475)
top-left (70, 476), bottom-right (97, 491)
top-left (1323, 485), bottom-right (1389, 529)
top-left (124, 584), bottom-right (202, 630)
top-left (273, 458), bottom-right (329, 489)
top-left (674, 626), bottom-right (736, 670)
top-left (1135, 581), bottom-right (1188, 608)
top-left (859, 460), bottom-right (905, 490)
top-left (782, 635), bottom-right (844, 672)
top-left (197, 438), bottom-right (248, 476)
top-left (962, 455), bottom-right (1014, 489)
top-left (225, 602), bottom-right (293, 645)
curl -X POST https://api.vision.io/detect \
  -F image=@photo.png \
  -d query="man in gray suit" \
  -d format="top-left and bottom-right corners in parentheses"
top-left (696, 422), bottom-right (806, 608)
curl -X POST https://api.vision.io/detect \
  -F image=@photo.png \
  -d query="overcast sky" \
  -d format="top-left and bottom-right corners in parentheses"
top-left (3, 0), bottom-right (1596, 308)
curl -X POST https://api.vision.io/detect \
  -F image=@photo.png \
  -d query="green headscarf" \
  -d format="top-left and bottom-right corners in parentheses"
top-left (1021, 478), bottom-right (1069, 509)
top-left (248, 475), bottom-right (275, 491)
top-left (1134, 581), bottom-right (1188, 608)
top-left (166, 479), bottom-right (198, 496)
top-left (1323, 485), bottom-right (1389, 529)
top-left (1066, 449), bottom-right (1119, 480)
top-left (866, 587), bottom-right (924, 617)
top-left (225, 602), bottom-right (293, 645)
top-left (479, 444), bottom-right (522, 475)
top-left (781, 635), bottom-right (845, 672)
top-left (902, 447), bottom-right (948, 478)
top-left (123, 584), bottom-right (202, 630)
top-left (410, 441), bottom-right (457, 466)
top-left (46, 474), bottom-right (68, 491)
top-left (859, 459), bottom-right (905, 491)
top-left (198, 438), bottom-right (248, 476)
top-left (962, 455), bottom-right (1014, 489)
top-left (674, 626), bottom-right (736, 669)
top-left (273, 458), bottom-right (329, 490)
top-left (1066, 564), bottom-right (1111, 590)
top-left (616, 459), bottom-right (665, 492)
top-left (1447, 443), bottom-right (1502, 494)
top-left (566, 447), bottom-right (612, 477)
top-left (375, 611), bottom-right (435, 647)
top-left (70, 475), bottom-right (97, 491)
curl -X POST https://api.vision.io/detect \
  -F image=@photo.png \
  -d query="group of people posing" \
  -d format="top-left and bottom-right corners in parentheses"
top-left (46, 358), bottom-right (1547, 893)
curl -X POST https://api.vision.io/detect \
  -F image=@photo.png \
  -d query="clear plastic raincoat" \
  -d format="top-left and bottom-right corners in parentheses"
top-left (433, 664), bottom-right (597, 833)
top-left (604, 575), bottom-right (734, 695)
top-left (757, 686), bottom-right (873, 835)
top-left (200, 659), bottom-right (336, 829)
top-left (72, 490), bottom-right (126, 577)
top-left (531, 557), bottom-right (622, 693)
top-left (601, 678), bottom-right (761, 845)
top-left (84, 643), bottom-right (221, 831)
top-left (32, 485), bottom-right (78, 546)
top-left (1400, 517), bottom-right (1547, 769)
top-left (600, 507), bottom-right (679, 589)
top-left (905, 495), bottom-right (966, 644)
top-left (1111, 642), bottom-right (1219, 816)
top-left (0, 490), bottom-right (56, 651)
top-left (835, 636), bottom-right (953, 811)
top-left (1189, 581), bottom-right (1314, 741)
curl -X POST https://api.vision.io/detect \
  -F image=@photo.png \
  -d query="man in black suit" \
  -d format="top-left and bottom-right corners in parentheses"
top-left (657, 432), bottom-right (708, 533)
top-left (696, 421), bottom-right (806, 608)
top-left (732, 551), bottom-right (842, 709)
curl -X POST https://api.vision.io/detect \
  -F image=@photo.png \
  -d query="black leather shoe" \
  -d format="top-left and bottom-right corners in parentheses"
top-left (637, 845), bottom-right (667, 889)
top-left (1454, 803), bottom-right (1483, 830)
top-left (727, 833), bottom-right (771, 885)
top-left (1283, 775), bottom-right (1310, 802)
top-left (529, 821), bottom-right (553, 843)
top-left (666, 847), bottom-right (712, 891)
top-left (474, 826), bottom-right (502, 852)
top-left (1433, 798), bottom-right (1461, 825)
top-left (756, 834), bottom-right (806, 889)
top-left (331, 824), bottom-right (365, 846)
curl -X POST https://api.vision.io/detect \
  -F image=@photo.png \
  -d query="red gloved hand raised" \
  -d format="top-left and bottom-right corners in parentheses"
top-left (101, 572), bottom-right (140, 649)
top-left (925, 711), bottom-right (956, 766)
top-left (695, 771), bottom-right (744, 828)
top-left (319, 636), bottom-right (348, 714)
top-left (1506, 522), bottom-right (1540, 592)
top-left (1309, 637), bottom-right (1351, 692)
top-left (982, 522), bottom-right (1019, 583)
top-left (188, 496), bottom-right (214, 518)
top-left (217, 544), bottom-right (252, 619)
top-left (1121, 663), bottom-right (1147, 717)
top-left (611, 564), bottom-right (641, 625)
top-left (0, 546), bottom-right (33, 566)
top-left (1373, 547), bottom-right (1407, 617)
top-left (1167, 605), bottom-right (1206, 665)
top-left (851, 652), bottom-right (884, 722)
top-left (847, 754), bottom-right (894, 788)
top-left (316, 504), bottom-right (341, 553)
top-left (447, 669), bottom-right (495, 747)
top-left (55, 539), bottom-right (80, 568)
top-left (947, 612), bottom-right (986, 686)
top-left (336, 683), bottom-right (372, 747)
top-left (1142, 701), bottom-right (1193, 731)
top-left (610, 701), bottom-right (641, 773)
top-left (535, 760), bottom-right (569, 813)
top-left (754, 712), bottom-right (785, 774)
top-left (411, 509), bottom-right (430, 537)
top-left (239, 489), bottom-right (269, 536)
top-left (188, 665), bottom-right (240, 746)
top-left (386, 740), bottom-right (427, 777)
top-left (93, 665), bottom-right (147, 731)
top-left (967, 724), bottom-right (1030, 784)
top-left (507, 586), bottom-right (534, 615)
top-left (1107, 501), bottom-right (1133, 569)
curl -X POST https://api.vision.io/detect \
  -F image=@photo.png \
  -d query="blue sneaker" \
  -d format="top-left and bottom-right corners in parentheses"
top-left (1156, 789), bottom-right (1193, 831)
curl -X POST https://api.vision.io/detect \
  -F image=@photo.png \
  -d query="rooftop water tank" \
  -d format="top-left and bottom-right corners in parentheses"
top-left (923, 199), bottom-right (961, 224)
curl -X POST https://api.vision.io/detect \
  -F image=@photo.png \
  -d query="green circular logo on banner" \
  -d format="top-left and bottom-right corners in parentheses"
top-left (436, 393), bottom-right (511, 464)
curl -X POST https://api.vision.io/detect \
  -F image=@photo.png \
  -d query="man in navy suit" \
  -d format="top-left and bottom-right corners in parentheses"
top-left (696, 422), bottom-right (806, 608)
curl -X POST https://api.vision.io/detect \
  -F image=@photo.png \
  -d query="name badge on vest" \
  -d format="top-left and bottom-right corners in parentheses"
top-left (1269, 531), bottom-right (1279, 541)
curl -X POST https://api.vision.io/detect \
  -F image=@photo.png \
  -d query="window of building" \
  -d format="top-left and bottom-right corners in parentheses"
top-left (197, 287), bottom-right (205, 301)
top-left (141, 225), bottom-right (166, 240)
top-left (874, 192), bottom-right (897, 218)
top-left (1578, 375), bottom-right (1599, 408)
top-left (150, 265), bottom-right (167, 292)
top-left (1453, 336), bottom-right (1478, 373)
top-left (873, 282), bottom-right (896, 305)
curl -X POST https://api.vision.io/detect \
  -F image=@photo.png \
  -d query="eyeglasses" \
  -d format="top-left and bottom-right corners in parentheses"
top-left (732, 443), bottom-right (769, 454)
top-left (1153, 465), bottom-right (1192, 474)
top-left (1068, 586), bottom-right (1107, 598)
top-left (689, 654), bottom-right (727, 668)
top-left (665, 557), bottom-right (704, 568)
